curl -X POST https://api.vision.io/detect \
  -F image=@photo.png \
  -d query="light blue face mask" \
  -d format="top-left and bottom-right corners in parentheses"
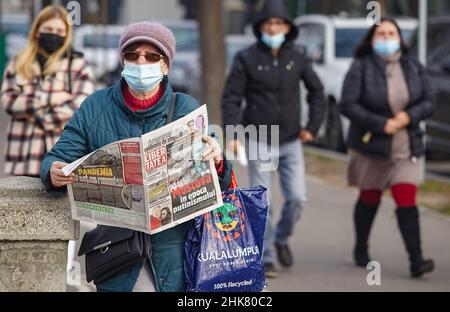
top-left (373, 39), bottom-right (401, 57)
top-left (261, 32), bottom-right (286, 49)
top-left (121, 62), bottom-right (163, 93)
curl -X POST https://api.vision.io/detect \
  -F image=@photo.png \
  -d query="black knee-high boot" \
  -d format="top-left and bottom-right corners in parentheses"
top-left (354, 200), bottom-right (379, 267)
top-left (396, 207), bottom-right (435, 277)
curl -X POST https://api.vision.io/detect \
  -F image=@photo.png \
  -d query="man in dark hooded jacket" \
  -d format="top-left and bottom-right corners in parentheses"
top-left (222, 0), bottom-right (325, 278)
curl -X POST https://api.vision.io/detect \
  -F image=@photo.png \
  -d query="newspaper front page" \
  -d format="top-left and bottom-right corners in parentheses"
top-left (63, 105), bottom-right (223, 234)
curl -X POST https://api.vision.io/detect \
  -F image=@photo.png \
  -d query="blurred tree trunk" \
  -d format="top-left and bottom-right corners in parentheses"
top-left (195, 0), bottom-right (226, 125)
top-left (379, 0), bottom-right (387, 16)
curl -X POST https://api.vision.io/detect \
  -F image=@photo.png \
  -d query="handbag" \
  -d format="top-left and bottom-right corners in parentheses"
top-left (78, 225), bottom-right (150, 284)
top-left (77, 93), bottom-right (178, 284)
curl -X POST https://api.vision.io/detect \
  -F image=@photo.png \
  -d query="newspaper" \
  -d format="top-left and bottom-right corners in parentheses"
top-left (62, 105), bottom-right (223, 234)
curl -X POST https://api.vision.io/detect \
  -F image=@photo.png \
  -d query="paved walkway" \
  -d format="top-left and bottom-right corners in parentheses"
top-left (232, 164), bottom-right (450, 292)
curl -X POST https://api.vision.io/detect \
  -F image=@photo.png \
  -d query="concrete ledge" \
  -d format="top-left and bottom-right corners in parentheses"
top-left (0, 177), bottom-right (79, 241)
top-left (0, 177), bottom-right (80, 291)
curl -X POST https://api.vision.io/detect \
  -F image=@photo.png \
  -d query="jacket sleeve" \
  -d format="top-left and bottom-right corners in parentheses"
top-left (300, 58), bottom-right (326, 136)
top-left (39, 102), bottom-right (91, 195)
top-left (1, 61), bottom-right (46, 123)
top-left (38, 59), bottom-right (95, 132)
top-left (339, 59), bottom-right (388, 135)
top-left (405, 60), bottom-right (435, 127)
top-left (222, 53), bottom-right (248, 130)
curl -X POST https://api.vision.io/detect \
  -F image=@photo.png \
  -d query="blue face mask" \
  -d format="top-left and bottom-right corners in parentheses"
top-left (261, 32), bottom-right (286, 49)
top-left (121, 62), bottom-right (163, 93)
top-left (373, 39), bottom-right (401, 57)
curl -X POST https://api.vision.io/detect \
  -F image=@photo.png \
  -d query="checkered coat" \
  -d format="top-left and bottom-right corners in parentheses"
top-left (1, 54), bottom-right (95, 176)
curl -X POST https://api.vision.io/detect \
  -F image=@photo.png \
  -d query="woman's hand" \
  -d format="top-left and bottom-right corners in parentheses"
top-left (384, 118), bottom-right (401, 135)
top-left (50, 161), bottom-right (75, 188)
top-left (202, 135), bottom-right (222, 166)
top-left (394, 111), bottom-right (411, 128)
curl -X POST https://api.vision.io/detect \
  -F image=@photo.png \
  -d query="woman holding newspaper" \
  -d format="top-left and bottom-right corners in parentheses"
top-left (40, 22), bottom-right (232, 292)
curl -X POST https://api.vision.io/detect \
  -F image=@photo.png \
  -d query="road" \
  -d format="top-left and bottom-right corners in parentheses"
top-left (232, 163), bottom-right (450, 292)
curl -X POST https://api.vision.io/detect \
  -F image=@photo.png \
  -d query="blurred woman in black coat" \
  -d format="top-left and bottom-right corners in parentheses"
top-left (340, 17), bottom-right (435, 278)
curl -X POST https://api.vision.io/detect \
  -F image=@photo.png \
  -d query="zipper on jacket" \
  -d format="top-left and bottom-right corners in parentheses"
top-left (272, 54), bottom-right (281, 89)
top-left (272, 54), bottom-right (283, 117)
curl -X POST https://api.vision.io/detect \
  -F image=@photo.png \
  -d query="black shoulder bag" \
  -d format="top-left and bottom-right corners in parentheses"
top-left (78, 93), bottom-right (177, 284)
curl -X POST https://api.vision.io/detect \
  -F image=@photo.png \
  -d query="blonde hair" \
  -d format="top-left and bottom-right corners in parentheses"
top-left (14, 5), bottom-right (73, 80)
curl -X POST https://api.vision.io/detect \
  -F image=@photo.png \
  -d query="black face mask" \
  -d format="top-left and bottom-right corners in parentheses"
top-left (38, 33), bottom-right (65, 54)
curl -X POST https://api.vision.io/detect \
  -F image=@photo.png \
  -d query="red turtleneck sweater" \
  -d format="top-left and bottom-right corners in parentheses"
top-left (122, 83), bottom-right (164, 112)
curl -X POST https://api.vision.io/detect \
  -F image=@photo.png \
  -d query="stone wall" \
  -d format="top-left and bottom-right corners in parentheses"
top-left (0, 177), bottom-right (79, 292)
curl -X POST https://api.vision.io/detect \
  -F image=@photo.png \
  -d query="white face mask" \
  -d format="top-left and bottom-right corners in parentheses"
top-left (121, 62), bottom-right (163, 92)
top-left (372, 39), bottom-right (401, 57)
top-left (261, 32), bottom-right (286, 49)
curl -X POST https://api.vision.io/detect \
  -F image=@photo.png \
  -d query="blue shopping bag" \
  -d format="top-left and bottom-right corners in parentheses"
top-left (185, 185), bottom-right (268, 292)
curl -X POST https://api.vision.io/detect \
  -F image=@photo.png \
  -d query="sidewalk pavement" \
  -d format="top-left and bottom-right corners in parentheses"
top-left (233, 164), bottom-right (450, 292)
top-left (68, 161), bottom-right (450, 292)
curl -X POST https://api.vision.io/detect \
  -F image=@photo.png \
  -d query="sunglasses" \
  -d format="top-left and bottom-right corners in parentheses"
top-left (123, 51), bottom-right (164, 63)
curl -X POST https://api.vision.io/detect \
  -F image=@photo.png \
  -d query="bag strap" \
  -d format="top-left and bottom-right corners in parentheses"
top-left (166, 92), bottom-right (177, 125)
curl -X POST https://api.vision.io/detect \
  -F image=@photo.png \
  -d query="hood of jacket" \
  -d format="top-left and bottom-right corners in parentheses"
top-left (252, 0), bottom-right (298, 43)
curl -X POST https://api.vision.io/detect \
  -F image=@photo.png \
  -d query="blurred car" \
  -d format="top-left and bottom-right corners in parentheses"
top-left (294, 15), bottom-right (417, 151)
top-left (409, 17), bottom-right (450, 160)
top-left (72, 24), bottom-right (125, 84)
top-left (163, 20), bottom-right (200, 99)
top-left (0, 14), bottom-right (30, 61)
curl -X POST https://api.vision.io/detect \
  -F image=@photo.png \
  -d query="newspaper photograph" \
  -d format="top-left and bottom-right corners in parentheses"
top-left (63, 105), bottom-right (223, 234)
